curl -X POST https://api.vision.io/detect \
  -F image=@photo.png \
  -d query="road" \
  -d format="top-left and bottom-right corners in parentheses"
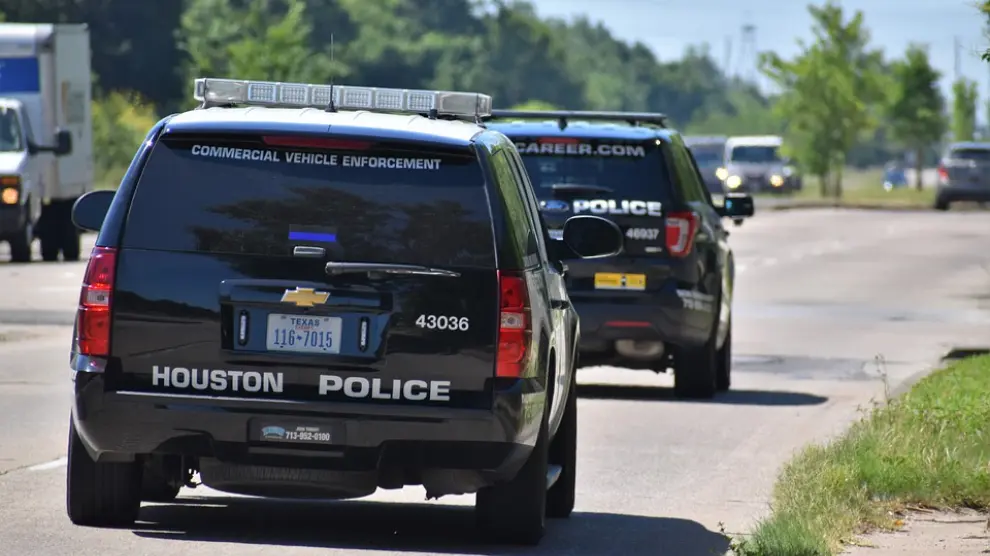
top-left (1, 209), bottom-right (989, 555)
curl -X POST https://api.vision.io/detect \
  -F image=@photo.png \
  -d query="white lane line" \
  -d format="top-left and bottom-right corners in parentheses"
top-left (27, 457), bottom-right (67, 471)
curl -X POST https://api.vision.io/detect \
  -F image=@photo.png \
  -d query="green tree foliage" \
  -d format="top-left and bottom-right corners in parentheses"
top-left (887, 44), bottom-right (947, 190)
top-left (91, 91), bottom-right (159, 188)
top-left (759, 2), bottom-right (887, 198)
top-left (951, 78), bottom-right (978, 142)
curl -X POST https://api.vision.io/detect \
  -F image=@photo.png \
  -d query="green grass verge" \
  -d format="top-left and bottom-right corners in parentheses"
top-left (756, 167), bottom-right (938, 210)
top-left (733, 353), bottom-right (990, 556)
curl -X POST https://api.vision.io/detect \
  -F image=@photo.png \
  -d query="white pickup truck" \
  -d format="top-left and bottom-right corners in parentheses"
top-left (0, 23), bottom-right (92, 262)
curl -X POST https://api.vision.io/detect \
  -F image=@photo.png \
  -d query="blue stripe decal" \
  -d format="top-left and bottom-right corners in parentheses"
top-left (0, 58), bottom-right (40, 93)
top-left (288, 231), bottom-right (337, 242)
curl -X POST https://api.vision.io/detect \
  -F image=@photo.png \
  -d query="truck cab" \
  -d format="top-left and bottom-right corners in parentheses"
top-left (0, 98), bottom-right (71, 261)
top-left (0, 23), bottom-right (91, 263)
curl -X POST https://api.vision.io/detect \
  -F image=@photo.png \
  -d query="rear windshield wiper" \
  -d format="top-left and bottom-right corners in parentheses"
top-left (549, 183), bottom-right (614, 194)
top-left (325, 262), bottom-right (461, 278)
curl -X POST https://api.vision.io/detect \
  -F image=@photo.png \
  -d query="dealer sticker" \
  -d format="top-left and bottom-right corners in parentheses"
top-left (259, 424), bottom-right (332, 444)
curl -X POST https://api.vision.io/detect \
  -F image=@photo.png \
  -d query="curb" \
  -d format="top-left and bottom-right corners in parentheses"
top-left (762, 203), bottom-right (935, 213)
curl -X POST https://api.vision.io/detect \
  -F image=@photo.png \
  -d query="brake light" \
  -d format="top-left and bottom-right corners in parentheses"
top-left (937, 164), bottom-right (949, 184)
top-left (76, 247), bottom-right (117, 357)
top-left (261, 136), bottom-right (372, 150)
top-left (665, 211), bottom-right (699, 257)
top-left (496, 271), bottom-right (531, 378)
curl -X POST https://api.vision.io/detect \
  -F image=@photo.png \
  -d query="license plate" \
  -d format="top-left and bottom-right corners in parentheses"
top-left (594, 272), bottom-right (646, 291)
top-left (266, 314), bottom-right (342, 354)
top-left (258, 423), bottom-right (334, 444)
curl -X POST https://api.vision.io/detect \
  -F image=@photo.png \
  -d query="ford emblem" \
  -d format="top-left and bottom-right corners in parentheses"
top-left (541, 200), bottom-right (570, 213)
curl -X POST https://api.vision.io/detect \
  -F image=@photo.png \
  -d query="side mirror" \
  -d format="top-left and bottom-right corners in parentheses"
top-left (54, 129), bottom-right (73, 156)
top-left (716, 192), bottom-right (755, 219)
top-left (560, 215), bottom-right (623, 258)
top-left (72, 190), bottom-right (115, 232)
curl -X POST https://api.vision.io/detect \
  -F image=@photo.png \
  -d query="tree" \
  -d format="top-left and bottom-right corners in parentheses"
top-left (951, 78), bottom-right (978, 141)
top-left (887, 44), bottom-right (947, 190)
top-left (759, 2), bottom-right (887, 198)
top-left (177, 0), bottom-right (338, 109)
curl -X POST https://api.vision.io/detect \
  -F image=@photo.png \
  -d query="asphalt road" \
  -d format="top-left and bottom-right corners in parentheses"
top-left (1, 208), bottom-right (989, 556)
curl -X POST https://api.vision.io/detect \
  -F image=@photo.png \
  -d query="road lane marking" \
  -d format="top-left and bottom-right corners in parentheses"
top-left (27, 457), bottom-right (66, 471)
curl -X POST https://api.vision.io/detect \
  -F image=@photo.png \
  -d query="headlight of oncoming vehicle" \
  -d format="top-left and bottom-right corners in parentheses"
top-left (770, 175), bottom-right (784, 187)
top-left (725, 175), bottom-right (742, 189)
top-left (715, 167), bottom-right (729, 181)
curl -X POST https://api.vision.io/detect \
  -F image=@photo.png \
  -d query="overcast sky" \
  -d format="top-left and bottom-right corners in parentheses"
top-left (530, 0), bottom-right (989, 122)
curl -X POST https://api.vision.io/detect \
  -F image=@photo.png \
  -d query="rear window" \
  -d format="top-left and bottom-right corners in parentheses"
top-left (686, 144), bottom-right (723, 167)
top-left (510, 137), bottom-right (671, 202)
top-left (729, 145), bottom-right (781, 163)
top-left (948, 148), bottom-right (990, 162)
top-left (121, 135), bottom-right (496, 268)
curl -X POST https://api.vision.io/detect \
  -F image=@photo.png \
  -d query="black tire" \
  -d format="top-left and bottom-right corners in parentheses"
top-left (673, 316), bottom-right (719, 400)
top-left (7, 221), bottom-right (32, 263)
top-left (934, 195), bottom-right (950, 211)
top-left (66, 419), bottom-right (142, 527)
top-left (62, 225), bottom-right (81, 262)
top-left (546, 371), bottom-right (576, 519)
top-left (476, 416), bottom-right (549, 545)
top-left (40, 235), bottom-right (60, 261)
top-left (716, 318), bottom-right (732, 392)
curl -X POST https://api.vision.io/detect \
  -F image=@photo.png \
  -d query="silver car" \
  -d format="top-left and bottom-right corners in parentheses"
top-left (721, 136), bottom-right (802, 194)
top-left (935, 142), bottom-right (990, 210)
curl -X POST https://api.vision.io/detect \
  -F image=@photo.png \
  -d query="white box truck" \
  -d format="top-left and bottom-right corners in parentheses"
top-left (0, 23), bottom-right (92, 262)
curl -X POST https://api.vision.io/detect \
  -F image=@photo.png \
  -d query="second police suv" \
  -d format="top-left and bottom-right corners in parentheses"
top-left (485, 110), bottom-right (755, 399)
top-left (65, 78), bottom-right (626, 545)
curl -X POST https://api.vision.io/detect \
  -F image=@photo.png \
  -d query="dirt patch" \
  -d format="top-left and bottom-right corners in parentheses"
top-left (842, 509), bottom-right (990, 555)
top-left (0, 329), bottom-right (42, 343)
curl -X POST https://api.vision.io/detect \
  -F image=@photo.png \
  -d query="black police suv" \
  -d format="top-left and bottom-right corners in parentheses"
top-left (485, 110), bottom-right (754, 399)
top-left (65, 79), bottom-right (625, 545)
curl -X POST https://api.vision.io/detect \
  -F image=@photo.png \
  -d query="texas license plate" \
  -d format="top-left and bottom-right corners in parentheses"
top-left (594, 272), bottom-right (646, 291)
top-left (266, 314), bottom-right (342, 354)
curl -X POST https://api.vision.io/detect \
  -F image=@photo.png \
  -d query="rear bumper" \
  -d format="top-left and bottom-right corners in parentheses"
top-left (71, 372), bottom-right (541, 485)
top-left (572, 292), bottom-right (713, 351)
top-left (937, 186), bottom-right (990, 202)
top-left (0, 203), bottom-right (27, 237)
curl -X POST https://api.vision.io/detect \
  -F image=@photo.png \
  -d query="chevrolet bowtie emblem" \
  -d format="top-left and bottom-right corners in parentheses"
top-left (280, 287), bottom-right (330, 308)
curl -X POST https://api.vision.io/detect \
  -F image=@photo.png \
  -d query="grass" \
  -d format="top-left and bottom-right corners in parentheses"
top-left (732, 353), bottom-right (990, 555)
top-left (756, 167), bottom-right (938, 210)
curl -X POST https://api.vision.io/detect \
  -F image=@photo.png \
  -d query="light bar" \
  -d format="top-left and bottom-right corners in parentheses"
top-left (193, 78), bottom-right (493, 119)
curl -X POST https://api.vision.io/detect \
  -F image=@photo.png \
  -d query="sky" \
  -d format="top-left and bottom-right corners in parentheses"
top-left (529, 0), bottom-right (990, 123)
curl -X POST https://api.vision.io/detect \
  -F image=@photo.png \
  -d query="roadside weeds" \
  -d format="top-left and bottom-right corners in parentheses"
top-left (729, 353), bottom-right (990, 556)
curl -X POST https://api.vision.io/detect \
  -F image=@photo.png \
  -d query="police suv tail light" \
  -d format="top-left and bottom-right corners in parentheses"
top-left (193, 77), bottom-right (493, 120)
top-left (496, 272), bottom-right (531, 378)
top-left (665, 211), bottom-right (699, 257)
top-left (937, 164), bottom-right (949, 184)
top-left (76, 246), bottom-right (118, 357)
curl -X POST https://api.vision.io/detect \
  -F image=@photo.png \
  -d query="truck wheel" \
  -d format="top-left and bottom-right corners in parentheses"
top-left (61, 226), bottom-right (81, 261)
top-left (66, 419), bottom-right (142, 527)
top-left (40, 236), bottom-right (60, 261)
top-left (475, 416), bottom-right (548, 544)
top-left (934, 195), bottom-right (950, 211)
top-left (7, 221), bottom-right (32, 263)
top-left (546, 370), bottom-right (576, 519)
top-left (673, 321), bottom-right (719, 400)
top-left (716, 318), bottom-right (732, 392)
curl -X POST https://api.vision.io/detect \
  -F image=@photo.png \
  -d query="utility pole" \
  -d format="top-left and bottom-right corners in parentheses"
top-left (723, 36), bottom-right (733, 80)
top-left (954, 35), bottom-right (961, 83)
top-left (739, 23), bottom-right (757, 84)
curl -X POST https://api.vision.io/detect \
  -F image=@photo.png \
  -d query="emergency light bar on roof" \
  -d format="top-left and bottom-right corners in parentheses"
top-left (485, 109), bottom-right (668, 129)
top-left (192, 78), bottom-right (493, 120)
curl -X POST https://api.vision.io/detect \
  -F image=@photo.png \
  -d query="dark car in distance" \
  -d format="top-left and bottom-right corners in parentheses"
top-left (684, 135), bottom-right (728, 196)
top-left (935, 142), bottom-right (990, 210)
top-left (65, 78), bottom-right (625, 546)
top-left (485, 110), bottom-right (754, 400)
